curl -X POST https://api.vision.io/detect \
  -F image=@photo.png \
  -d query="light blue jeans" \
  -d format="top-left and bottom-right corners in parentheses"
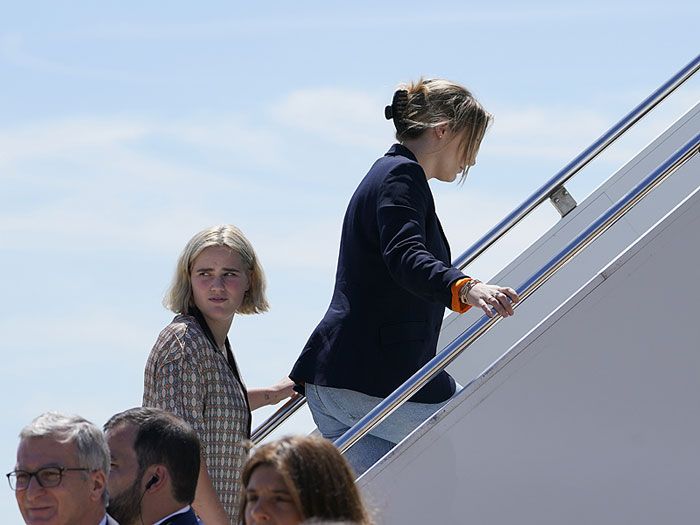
top-left (305, 383), bottom-right (459, 476)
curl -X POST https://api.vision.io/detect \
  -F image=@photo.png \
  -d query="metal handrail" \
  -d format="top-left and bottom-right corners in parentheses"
top-left (453, 53), bottom-right (700, 270)
top-left (251, 396), bottom-right (306, 443)
top-left (335, 133), bottom-right (700, 454)
top-left (250, 54), bottom-right (700, 445)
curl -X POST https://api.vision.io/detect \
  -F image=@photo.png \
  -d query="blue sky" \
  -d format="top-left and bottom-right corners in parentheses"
top-left (2, 2), bottom-right (698, 521)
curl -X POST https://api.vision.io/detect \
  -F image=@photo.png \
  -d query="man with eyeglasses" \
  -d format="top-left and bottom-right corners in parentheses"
top-left (7, 412), bottom-right (119, 524)
top-left (103, 407), bottom-right (202, 525)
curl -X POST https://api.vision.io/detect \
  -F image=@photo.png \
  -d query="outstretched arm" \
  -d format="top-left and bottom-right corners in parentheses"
top-left (248, 376), bottom-right (297, 411)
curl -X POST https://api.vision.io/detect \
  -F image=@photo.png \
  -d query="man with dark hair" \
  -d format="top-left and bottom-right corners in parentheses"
top-left (104, 407), bottom-right (201, 525)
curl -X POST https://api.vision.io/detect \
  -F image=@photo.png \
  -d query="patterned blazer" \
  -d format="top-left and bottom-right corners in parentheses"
top-left (143, 314), bottom-right (249, 524)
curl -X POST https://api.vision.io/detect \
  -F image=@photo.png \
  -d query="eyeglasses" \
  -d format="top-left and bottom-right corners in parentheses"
top-left (6, 467), bottom-right (92, 491)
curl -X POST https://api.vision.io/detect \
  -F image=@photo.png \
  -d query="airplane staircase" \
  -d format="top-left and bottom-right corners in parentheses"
top-left (252, 54), bottom-right (700, 524)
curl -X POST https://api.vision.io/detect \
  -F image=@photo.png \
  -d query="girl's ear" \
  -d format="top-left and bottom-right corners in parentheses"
top-left (434, 123), bottom-right (449, 139)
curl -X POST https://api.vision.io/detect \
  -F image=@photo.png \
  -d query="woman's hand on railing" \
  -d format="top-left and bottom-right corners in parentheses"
top-left (464, 282), bottom-right (520, 318)
top-left (270, 376), bottom-right (300, 404)
top-left (248, 377), bottom-right (299, 410)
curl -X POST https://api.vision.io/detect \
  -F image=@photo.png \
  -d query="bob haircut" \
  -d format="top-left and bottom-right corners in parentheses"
top-left (240, 436), bottom-right (372, 524)
top-left (163, 224), bottom-right (269, 315)
top-left (390, 78), bottom-right (492, 181)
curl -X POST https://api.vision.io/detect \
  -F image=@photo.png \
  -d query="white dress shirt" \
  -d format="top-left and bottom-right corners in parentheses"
top-left (153, 505), bottom-right (192, 525)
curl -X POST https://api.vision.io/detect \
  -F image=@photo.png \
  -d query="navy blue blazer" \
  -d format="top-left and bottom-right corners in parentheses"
top-left (291, 144), bottom-right (466, 403)
top-left (159, 507), bottom-right (201, 525)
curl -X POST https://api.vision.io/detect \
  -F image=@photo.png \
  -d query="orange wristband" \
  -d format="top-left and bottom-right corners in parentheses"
top-left (450, 278), bottom-right (473, 314)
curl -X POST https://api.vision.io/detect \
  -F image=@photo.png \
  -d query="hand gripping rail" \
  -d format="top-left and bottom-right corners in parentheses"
top-left (251, 54), bottom-right (700, 445)
top-left (334, 133), bottom-right (700, 455)
top-left (251, 395), bottom-right (307, 443)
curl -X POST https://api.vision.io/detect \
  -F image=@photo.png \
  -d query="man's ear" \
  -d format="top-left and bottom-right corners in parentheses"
top-left (144, 465), bottom-right (168, 493)
top-left (89, 470), bottom-right (107, 502)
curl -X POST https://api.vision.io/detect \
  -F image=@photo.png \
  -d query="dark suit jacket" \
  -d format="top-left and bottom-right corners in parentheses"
top-left (158, 507), bottom-right (201, 525)
top-left (291, 144), bottom-right (465, 403)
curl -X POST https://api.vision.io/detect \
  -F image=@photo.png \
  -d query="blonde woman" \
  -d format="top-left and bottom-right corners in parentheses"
top-left (291, 79), bottom-right (520, 475)
top-left (144, 224), bottom-right (295, 524)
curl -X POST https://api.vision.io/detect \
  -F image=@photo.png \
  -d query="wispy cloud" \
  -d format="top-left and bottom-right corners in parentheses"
top-left (70, 6), bottom-right (645, 41)
top-left (1, 310), bottom-right (155, 372)
top-left (485, 106), bottom-right (612, 161)
top-left (0, 116), bottom-right (150, 165)
top-left (254, 220), bottom-right (343, 274)
top-left (0, 113), bottom-right (283, 171)
top-left (271, 87), bottom-right (392, 150)
top-left (0, 113), bottom-right (298, 241)
top-left (484, 89), bottom-right (700, 164)
top-left (3, 87), bottom-right (694, 264)
top-left (0, 33), bottom-right (160, 84)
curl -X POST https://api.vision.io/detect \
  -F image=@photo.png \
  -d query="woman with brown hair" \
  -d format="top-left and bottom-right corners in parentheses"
top-left (241, 435), bottom-right (372, 525)
top-left (290, 78), bottom-right (520, 475)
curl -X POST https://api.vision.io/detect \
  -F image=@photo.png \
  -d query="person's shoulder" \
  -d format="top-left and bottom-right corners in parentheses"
top-left (380, 159), bottom-right (429, 202)
top-left (361, 147), bottom-right (424, 192)
top-left (374, 146), bottom-right (422, 174)
top-left (153, 315), bottom-right (210, 354)
top-left (159, 313), bottom-right (200, 334)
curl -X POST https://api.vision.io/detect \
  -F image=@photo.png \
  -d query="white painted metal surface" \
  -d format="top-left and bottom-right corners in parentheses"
top-left (360, 183), bottom-right (700, 524)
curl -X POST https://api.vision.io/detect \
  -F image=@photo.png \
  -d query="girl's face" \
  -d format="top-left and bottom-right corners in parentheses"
top-left (189, 245), bottom-right (250, 330)
top-left (244, 465), bottom-right (303, 525)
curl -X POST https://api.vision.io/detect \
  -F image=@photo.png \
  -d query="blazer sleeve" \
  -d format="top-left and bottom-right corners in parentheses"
top-left (377, 163), bottom-right (465, 307)
top-left (144, 330), bottom-right (208, 442)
